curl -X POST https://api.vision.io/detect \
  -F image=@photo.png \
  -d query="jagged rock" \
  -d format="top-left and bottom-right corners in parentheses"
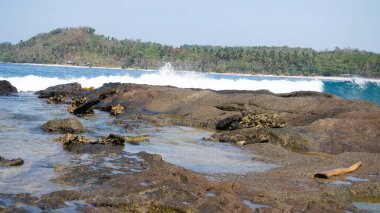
top-left (73, 99), bottom-right (100, 115)
top-left (0, 80), bottom-right (17, 96)
top-left (47, 95), bottom-right (66, 104)
top-left (54, 133), bottom-right (92, 145)
top-left (67, 97), bottom-right (89, 113)
top-left (215, 114), bottom-right (243, 130)
top-left (41, 118), bottom-right (85, 134)
top-left (36, 82), bottom-right (82, 99)
top-left (100, 134), bottom-right (126, 146)
top-left (110, 104), bottom-right (125, 116)
top-left (0, 156), bottom-right (24, 166)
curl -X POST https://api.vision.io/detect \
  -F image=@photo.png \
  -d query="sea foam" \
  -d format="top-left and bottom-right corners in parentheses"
top-left (0, 65), bottom-right (324, 93)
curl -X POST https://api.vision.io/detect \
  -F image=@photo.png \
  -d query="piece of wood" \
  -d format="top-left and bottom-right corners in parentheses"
top-left (314, 161), bottom-right (362, 179)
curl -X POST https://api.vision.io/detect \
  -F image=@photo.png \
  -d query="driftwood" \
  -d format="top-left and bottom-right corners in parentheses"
top-left (314, 161), bottom-right (362, 179)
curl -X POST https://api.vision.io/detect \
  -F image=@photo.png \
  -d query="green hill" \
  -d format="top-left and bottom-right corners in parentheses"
top-left (0, 27), bottom-right (379, 77)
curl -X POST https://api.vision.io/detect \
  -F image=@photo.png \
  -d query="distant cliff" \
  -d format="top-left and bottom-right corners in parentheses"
top-left (0, 27), bottom-right (379, 77)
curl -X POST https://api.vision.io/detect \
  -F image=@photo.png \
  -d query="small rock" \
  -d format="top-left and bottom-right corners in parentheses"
top-left (125, 135), bottom-right (149, 145)
top-left (100, 134), bottom-right (126, 146)
top-left (47, 95), bottom-right (66, 104)
top-left (55, 133), bottom-right (92, 145)
top-left (41, 118), bottom-right (86, 134)
top-left (110, 104), bottom-right (125, 116)
top-left (0, 156), bottom-right (24, 166)
top-left (0, 80), bottom-right (17, 96)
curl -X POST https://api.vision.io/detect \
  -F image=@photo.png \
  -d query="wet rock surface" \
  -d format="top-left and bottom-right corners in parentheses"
top-left (35, 82), bottom-right (82, 99)
top-left (41, 118), bottom-right (85, 134)
top-left (0, 80), bottom-right (17, 96)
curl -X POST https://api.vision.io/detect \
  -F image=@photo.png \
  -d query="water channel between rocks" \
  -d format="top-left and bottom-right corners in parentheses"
top-left (0, 93), bottom-right (277, 197)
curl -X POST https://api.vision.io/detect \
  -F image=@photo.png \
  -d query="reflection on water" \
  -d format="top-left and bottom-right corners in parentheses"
top-left (353, 202), bottom-right (380, 213)
top-left (0, 93), bottom-right (73, 196)
top-left (125, 126), bottom-right (278, 174)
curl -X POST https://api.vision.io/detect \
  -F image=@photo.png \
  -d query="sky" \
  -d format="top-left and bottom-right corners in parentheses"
top-left (0, 0), bottom-right (379, 52)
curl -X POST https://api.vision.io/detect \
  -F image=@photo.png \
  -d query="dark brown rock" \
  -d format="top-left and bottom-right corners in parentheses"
top-left (67, 96), bottom-right (88, 113)
top-left (36, 82), bottom-right (82, 99)
top-left (0, 156), bottom-right (24, 166)
top-left (41, 118), bottom-right (85, 134)
top-left (90, 83), bottom-right (378, 154)
top-left (99, 134), bottom-right (126, 146)
top-left (73, 99), bottom-right (100, 115)
top-left (215, 114), bottom-right (243, 130)
top-left (0, 80), bottom-right (17, 95)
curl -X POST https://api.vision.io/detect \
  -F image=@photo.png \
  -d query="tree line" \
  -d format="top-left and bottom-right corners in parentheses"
top-left (0, 27), bottom-right (379, 78)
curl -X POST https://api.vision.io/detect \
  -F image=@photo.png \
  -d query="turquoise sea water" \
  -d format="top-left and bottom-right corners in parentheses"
top-left (0, 63), bottom-right (379, 105)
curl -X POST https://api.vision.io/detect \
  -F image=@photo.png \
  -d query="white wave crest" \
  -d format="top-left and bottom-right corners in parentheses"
top-left (350, 77), bottom-right (380, 88)
top-left (0, 70), bottom-right (324, 93)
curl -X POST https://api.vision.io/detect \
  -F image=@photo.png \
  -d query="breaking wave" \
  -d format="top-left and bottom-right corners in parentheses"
top-left (0, 70), bottom-right (324, 94)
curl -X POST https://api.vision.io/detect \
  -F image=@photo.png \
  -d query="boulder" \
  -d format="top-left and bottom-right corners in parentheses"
top-left (41, 118), bottom-right (85, 134)
top-left (0, 156), bottom-right (24, 166)
top-left (0, 80), bottom-right (17, 95)
top-left (36, 83), bottom-right (82, 99)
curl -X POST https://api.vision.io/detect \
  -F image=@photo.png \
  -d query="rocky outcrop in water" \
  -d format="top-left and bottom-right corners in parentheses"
top-left (74, 83), bottom-right (378, 154)
top-left (37, 82), bottom-right (380, 154)
top-left (55, 133), bottom-right (92, 145)
top-left (17, 82), bottom-right (379, 212)
top-left (41, 118), bottom-right (85, 134)
top-left (35, 82), bottom-right (82, 99)
top-left (0, 80), bottom-right (17, 96)
top-left (0, 156), bottom-right (24, 166)
top-left (54, 133), bottom-right (148, 147)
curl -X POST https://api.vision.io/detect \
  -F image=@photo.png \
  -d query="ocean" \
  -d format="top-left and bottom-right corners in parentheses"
top-left (0, 63), bottom-right (379, 105)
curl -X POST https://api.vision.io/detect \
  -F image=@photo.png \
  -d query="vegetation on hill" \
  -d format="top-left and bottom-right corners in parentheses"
top-left (0, 27), bottom-right (379, 77)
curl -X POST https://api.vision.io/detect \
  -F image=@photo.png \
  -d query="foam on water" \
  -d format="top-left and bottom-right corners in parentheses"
top-left (0, 63), bottom-right (324, 93)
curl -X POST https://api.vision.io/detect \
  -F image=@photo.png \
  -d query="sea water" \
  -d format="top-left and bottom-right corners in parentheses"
top-left (1, 63), bottom-right (379, 105)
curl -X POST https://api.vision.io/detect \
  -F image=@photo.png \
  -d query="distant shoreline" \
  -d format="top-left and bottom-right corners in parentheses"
top-left (2, 62), bottom-right (380, 83)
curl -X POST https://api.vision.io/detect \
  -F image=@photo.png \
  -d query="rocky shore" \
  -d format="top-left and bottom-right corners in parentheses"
top-left (1, 81), bottom-right (380, 212)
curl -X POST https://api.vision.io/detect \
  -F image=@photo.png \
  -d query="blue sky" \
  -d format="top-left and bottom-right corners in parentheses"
top-left (0, 0), bottom-right (379, 52)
